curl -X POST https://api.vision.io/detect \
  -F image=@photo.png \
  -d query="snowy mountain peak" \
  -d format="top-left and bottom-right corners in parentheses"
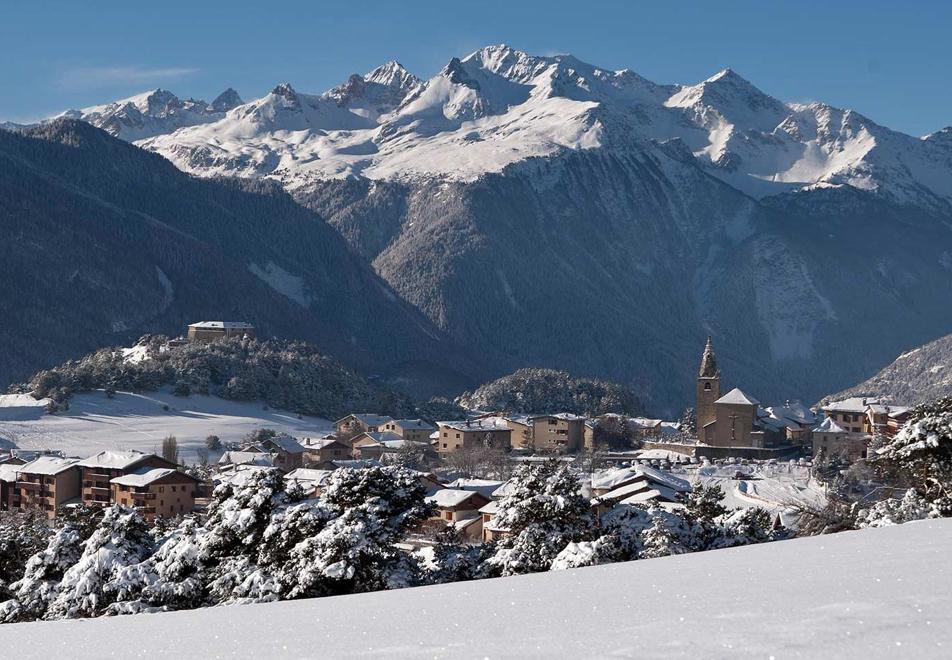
top-left (129, 45), bottom-right (952, 207)
top-left (209, 88), bottom-right (243, 113)
top-left (364, 60), bottom-right (418, 88)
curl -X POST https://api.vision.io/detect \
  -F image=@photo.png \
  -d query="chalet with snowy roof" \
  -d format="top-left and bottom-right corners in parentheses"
top-left (334, 413), bottom-right (394, 438)
top-left (301, 437), bottom-right (352, 465)
top-left (218, 451), bottom-right (276, 469)
top-left (444, 478), bottom-right (505, 499)
top-left (820, 398), bottom-right (911, 438)
top-left (479, 500), bottom-right (507, 542)
top-left (14, 457), bottom-right (82, 517)
top-left (284, 468), bottom-right (334, 498)
top-left (111, 468), bottom-right (200, 521)
top-left (253, 434), bottom-right (306, 471)
top-left (426, 488), bottom-right (491, 542)
top-left (436, 418), bottom-right (512, 455)
top-left (187, 321), bottom-right (255, 343)
top-left (760, 401), bottom-right (818, 446)
top-left (77, 451), bottom-right (176, 508)
top-left (352, 434), bottom-right (431, 461)
top-left (591, 465), bottom-right (692, 503)
top-left (379, 419), bottom-right (436, 443)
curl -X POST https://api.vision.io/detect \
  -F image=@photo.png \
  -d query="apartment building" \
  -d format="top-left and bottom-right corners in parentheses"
top-left (77, 451), bottom-right (177, 508)
top-left (14, 456), bottom-right (82, 518)
top-left (110, 468), bottom-right (200, 521)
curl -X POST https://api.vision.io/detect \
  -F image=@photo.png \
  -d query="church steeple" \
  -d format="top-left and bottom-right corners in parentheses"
top-left (696, 336), bottom-right (721, 433)
top-left (699, 336), bottom-right (718, 377)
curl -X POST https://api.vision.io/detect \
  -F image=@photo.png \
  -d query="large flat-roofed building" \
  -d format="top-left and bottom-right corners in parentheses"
top-left (187, 321), bottom-right (256, 343)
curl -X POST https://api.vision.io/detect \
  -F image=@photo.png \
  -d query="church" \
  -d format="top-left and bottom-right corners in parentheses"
top-left (695, 338), bottom-right (786, 449)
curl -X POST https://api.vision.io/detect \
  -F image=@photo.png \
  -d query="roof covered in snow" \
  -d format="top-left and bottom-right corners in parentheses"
top-left (284, 468), bottom-right (333, 485)
top-left (77, 450), bottom-right (156, 470)
top-left (265, 434), bottom-right (306, 454)
top-left (19, 456), bottom-right (80, 476)
top-left (111, 467), bottom-right (193, 487)
top-left (391, 419), bottom-right (436, 430)
top-left (813, 417), bottom-right (848, 434)
top-left (438, 417), bottom-right (511, 432)
top-left (426, 488), bottom-right (486, 508)
top-left (715, 388), bottom-right (760, 406)
top-left (188, 321), bottom-right (254, 329)
top-left (0, 463), bottom-right (19, 482)
top-left (592, 465), bottom-right (691, 494)
top-left (218, 451), bottom-right (274, 466)
top-left (336, 413), bottom-right (394, 427)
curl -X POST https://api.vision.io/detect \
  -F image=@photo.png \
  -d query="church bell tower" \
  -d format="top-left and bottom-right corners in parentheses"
top-left (696, 336), bottom-right (721, 431)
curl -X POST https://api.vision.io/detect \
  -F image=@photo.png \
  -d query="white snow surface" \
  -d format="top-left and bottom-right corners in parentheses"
top-left (3, 520), bottom-right (951, 658)
top-left (0, 390), bottom-right (332, 463)
top-left (132, 45), bottom-right (952, 208)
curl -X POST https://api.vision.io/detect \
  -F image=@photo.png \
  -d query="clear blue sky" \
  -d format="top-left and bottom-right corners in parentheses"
top-left (2, 0), bottom-right (949, 136)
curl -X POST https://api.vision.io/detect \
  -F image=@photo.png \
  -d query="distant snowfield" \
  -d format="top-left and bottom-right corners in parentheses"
top-left (2, 520), bottom-right (949, 658)
top-left (0, 390), bottom-right (332, 462)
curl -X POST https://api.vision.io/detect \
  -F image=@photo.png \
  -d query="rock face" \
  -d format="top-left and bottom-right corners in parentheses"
top-left (822, 332), bottom-right (952, 406)
top-left (0, 120), bottom-right (482, 396)
top-left (43, 45), bottom-right (952, 412)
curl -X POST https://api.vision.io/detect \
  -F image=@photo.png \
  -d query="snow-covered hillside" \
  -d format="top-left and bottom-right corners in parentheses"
top-left (57, 88), bottom-right (243, 141)
top-left (135, 45), bottom-right (952, 208)
top-left (2, 519), bottom-right (949, 659)
top-left (0, 391), bottom-right (332, 462)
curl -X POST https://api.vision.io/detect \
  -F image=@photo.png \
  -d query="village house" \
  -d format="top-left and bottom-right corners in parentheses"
top-left (436, 418), bottom-right (512, 455)
top-left (350, 431), bottom-right (403, 457)
top-left (591, 464), bottom-right (692, 502)
top-left (334, 413), bottom-right (394, 439)
top-left (760, 401), bottom-right (818, 446)
top-left (301, 437), bottom-right (352, 465)
top-left (812, 417), bottom-right (869, 462)
top-left (110, 468), bottom-right (200, 521)
top-left (505, 415), bottom-right (534, 450)
top-left (380, 419), bottom-right (436, 443)
top-left (218, 450), bottom-right (276, 469)
top-left (186, 321), bottom-right (255, 343)
top-left (252, 434), bottom-right (306, 471)
top-left (14, 456), bottom-right (82, 518)
top-left (529, 414), bottom-right (585, 452)
top-left (479, 500), bottom-right (507, 542)
top-left (630, 417), bottom-right (665, 439)
top-left (425, 488), bottom-right (491, 542)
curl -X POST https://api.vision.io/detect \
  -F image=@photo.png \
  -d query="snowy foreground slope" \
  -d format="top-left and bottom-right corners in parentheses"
top-left (0, 391), bottom-right (332, 462)
top-left (3, 520), bottom-right (950, 659)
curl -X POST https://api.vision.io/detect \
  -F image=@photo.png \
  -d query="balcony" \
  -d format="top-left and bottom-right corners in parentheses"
top-left (16, 481), bottom-right (40, 491)
top-left (86, 472), bottom-right (112, 480)
top-left (132, 492), bottom-right (156, 501)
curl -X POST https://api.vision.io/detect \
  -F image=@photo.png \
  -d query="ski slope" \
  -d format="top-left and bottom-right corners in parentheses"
top-left (2, 519), bottom-right (949, 658)
top-left (0, 390), bottom-right (333, 462)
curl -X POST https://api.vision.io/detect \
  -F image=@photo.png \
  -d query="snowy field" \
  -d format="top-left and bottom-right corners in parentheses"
top-left (1, 519), bottom-right (948, 658)
top-left (0, 390), bottom-right (333, 463)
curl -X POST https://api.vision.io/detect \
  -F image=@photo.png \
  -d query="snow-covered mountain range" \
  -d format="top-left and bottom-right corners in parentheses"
top-left (20, 46), bottom-right (952, 411)
top-left (57, 88), bottom-right (244, 141)
top-left (130, 45), bottom-right (952, 211)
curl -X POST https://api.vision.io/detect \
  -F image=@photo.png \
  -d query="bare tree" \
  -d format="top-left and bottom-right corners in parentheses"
top-left (162, 435), bottom-right (180, 465)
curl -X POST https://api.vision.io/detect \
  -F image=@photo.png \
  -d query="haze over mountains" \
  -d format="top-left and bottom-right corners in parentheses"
top-left (8, 45), bottom-right (952, 412)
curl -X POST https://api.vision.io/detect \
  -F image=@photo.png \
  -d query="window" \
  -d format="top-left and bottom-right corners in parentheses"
top-left (171, 485), bottom-right (177, 492)
top-left (158, 486), bottom-right (165, 493)
top-left (704, 382), bottom-right (712, 391)
top-left (442, 443), bottom-right (448, 449)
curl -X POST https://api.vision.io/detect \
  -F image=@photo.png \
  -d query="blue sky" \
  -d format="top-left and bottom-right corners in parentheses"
top-left (2, 0), bottom-right (949, 136)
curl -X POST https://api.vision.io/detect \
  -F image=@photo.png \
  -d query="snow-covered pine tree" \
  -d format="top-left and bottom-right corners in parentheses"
top-left (105, 518), bottom-right (207, 615)
top-left (279, 466), bottom-right (432, 598)
top-left (44, 507), bottom-right (154, 620)
top-left (0, 524), bottom-right (85, 623)
top-left (485, 460), bottom-right (595, 575)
